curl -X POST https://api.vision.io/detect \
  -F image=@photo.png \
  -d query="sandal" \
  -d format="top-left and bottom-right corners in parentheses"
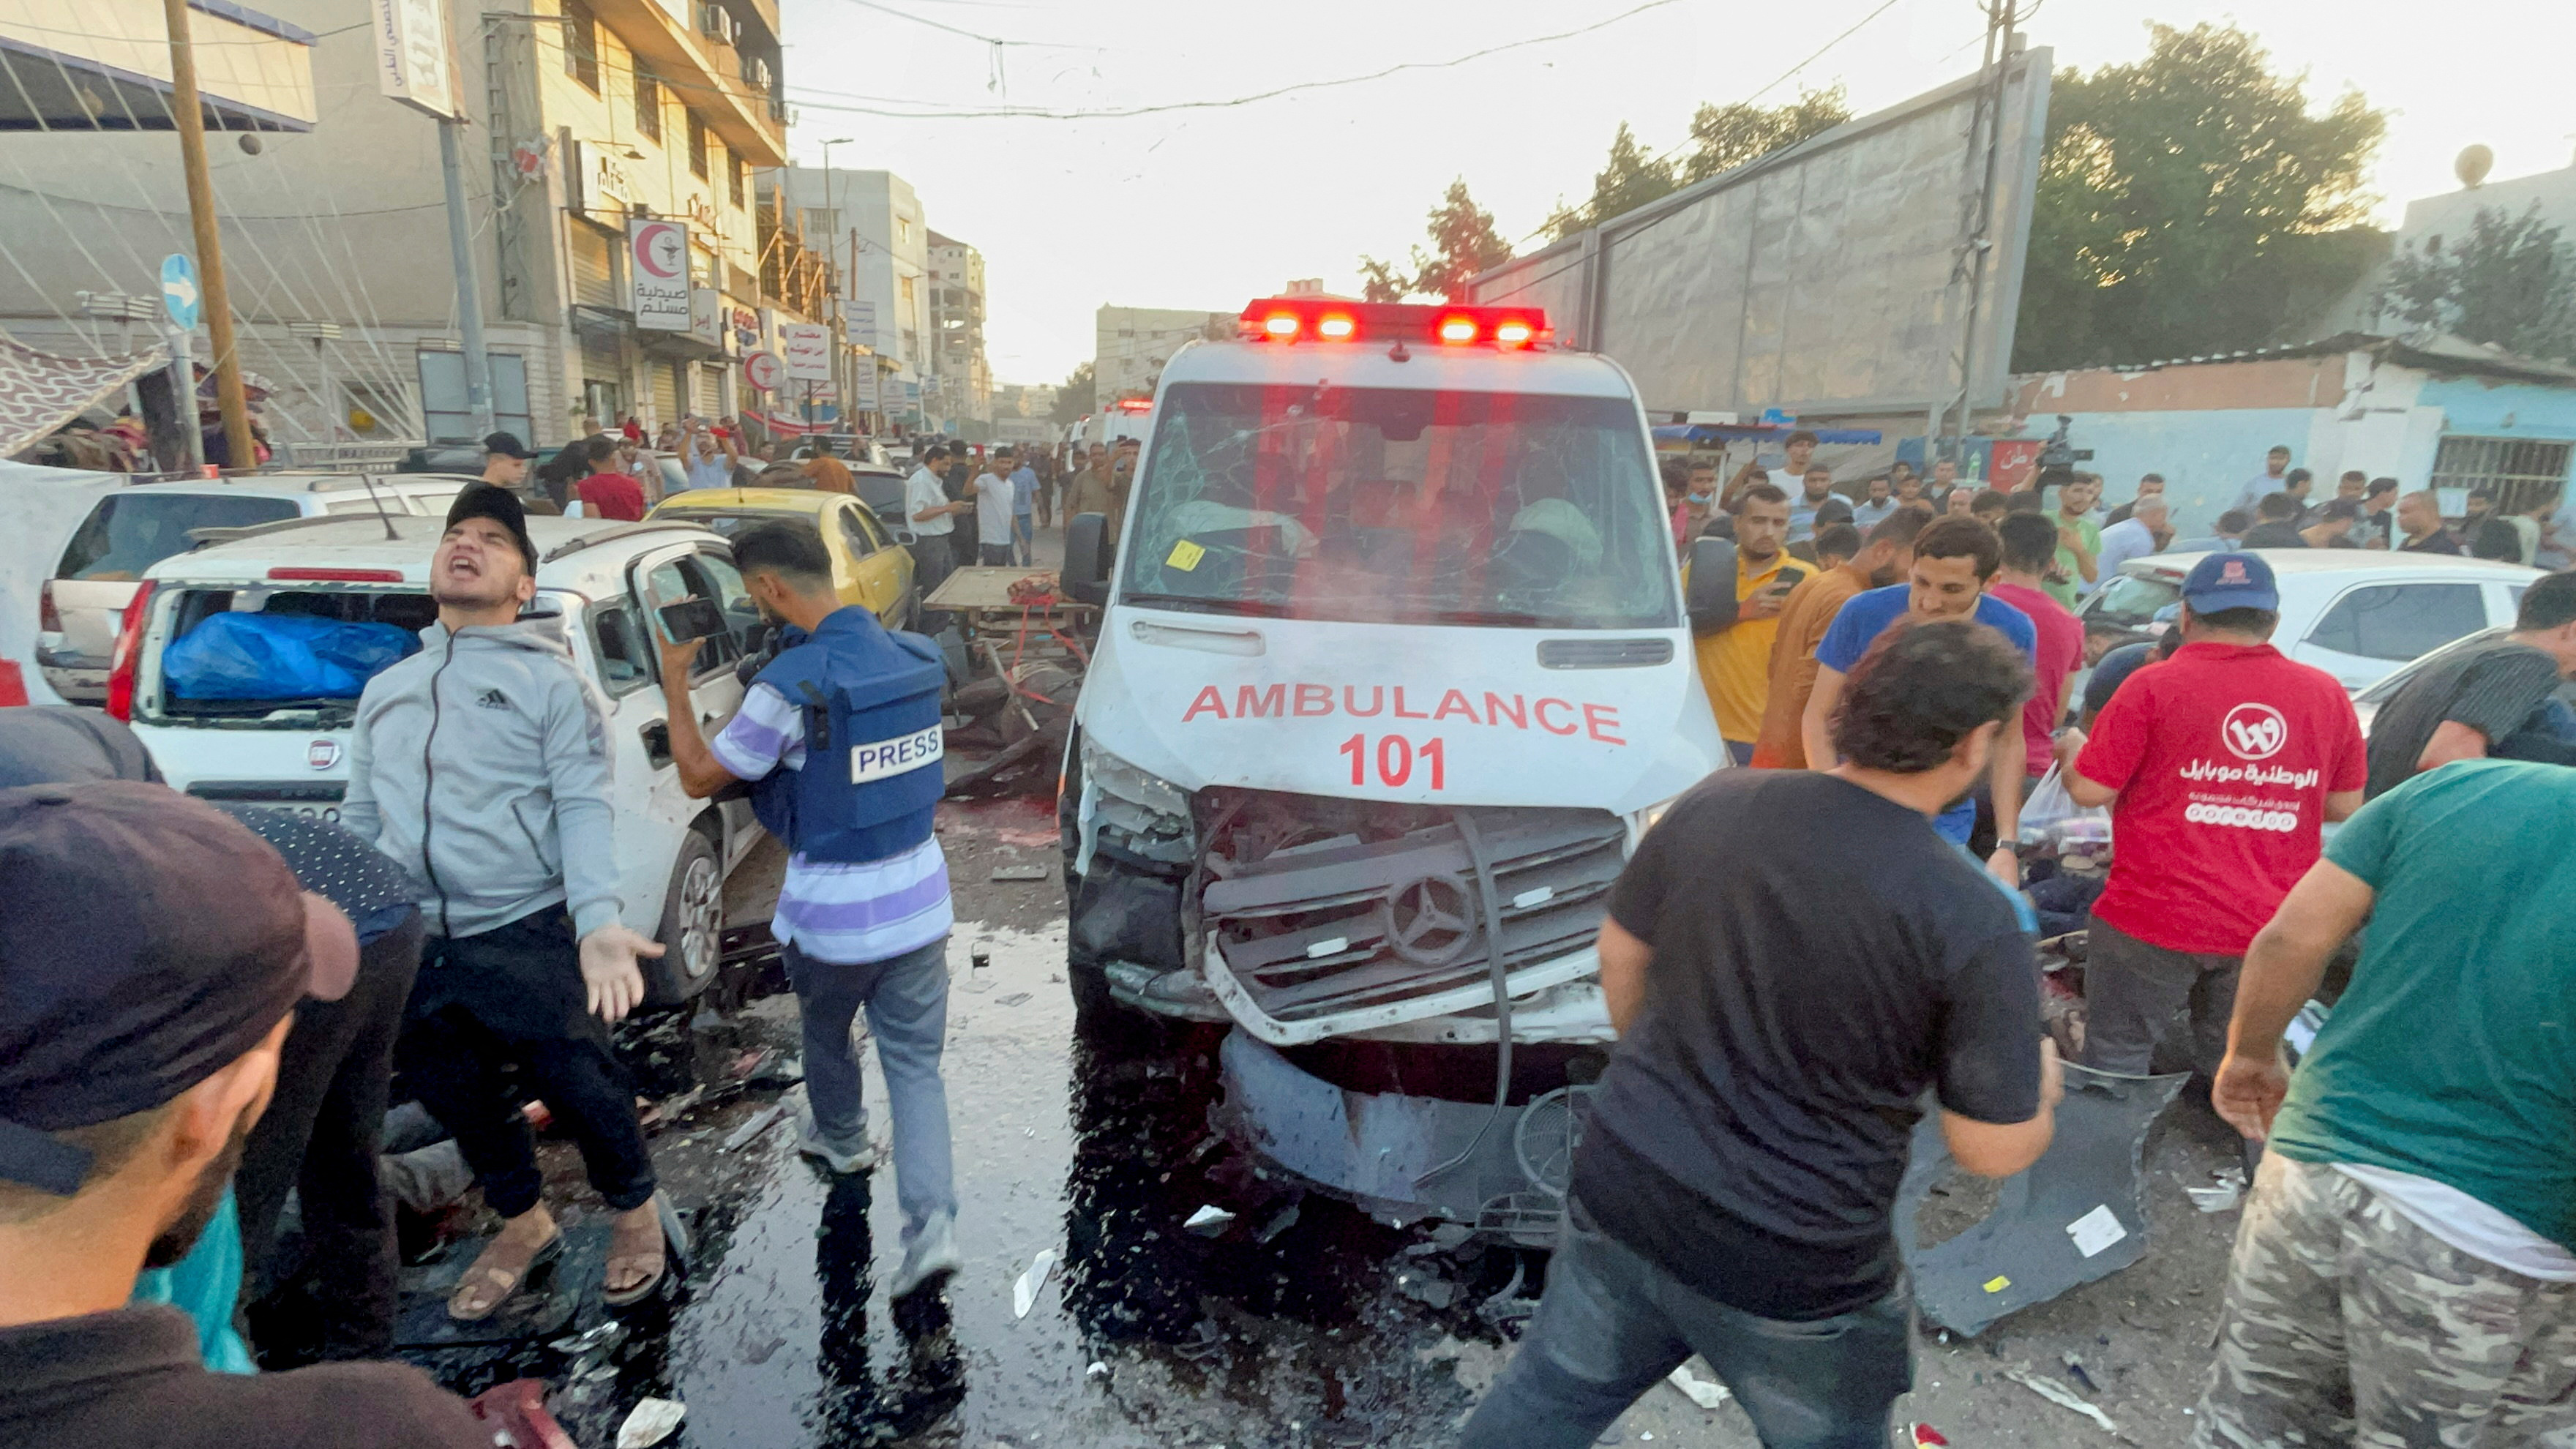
top-left (602, 1192), bottom-right (682, 1307)
top-left (447, 1219), bottom-right (564, 1322)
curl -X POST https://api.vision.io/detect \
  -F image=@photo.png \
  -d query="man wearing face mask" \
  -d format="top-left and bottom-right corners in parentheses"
top-left (652, 521), bottom-right (962, 1304)
top-left (0, 784), bottom-right (488, 1448)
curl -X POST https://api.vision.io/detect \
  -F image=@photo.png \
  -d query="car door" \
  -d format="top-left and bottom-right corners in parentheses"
top-left (574, 580), bottom-right (688, 935)
top-left (635, 543), bottom-right (764, 864)
top-left (2291, 580), bottom-right (2491, 691)
top-left (857, 503), bottom-right (916, 625)
top-left (829, 498), bottom-right (908, 628)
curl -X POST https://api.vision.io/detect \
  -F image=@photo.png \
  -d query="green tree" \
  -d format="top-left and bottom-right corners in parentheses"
top-left (2013, 23), bottom-right (2387, 370)
top-left (2385, 205), bottom-right (2576, 361)
top-left (1359, 179), bottom-right (1516, 302)
top-left (1680, 86), bottom-right (1849, 184)
top-left (1546, 123), bottom-right (1680, 239)
top-left (1050, 359), bottom-right (1094, 425)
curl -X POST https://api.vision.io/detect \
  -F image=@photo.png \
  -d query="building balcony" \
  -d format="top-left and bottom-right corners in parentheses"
top-left (593, 0), bottom-right (783, 165)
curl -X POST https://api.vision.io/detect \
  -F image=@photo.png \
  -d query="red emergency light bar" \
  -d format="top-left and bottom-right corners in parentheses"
top-left (1112, 397), bottom-right (1153, 413)
top-left (1238, 299), bottom-right (1551, 350)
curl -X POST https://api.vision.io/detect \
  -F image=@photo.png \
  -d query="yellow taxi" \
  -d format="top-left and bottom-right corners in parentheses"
top-left (648, 488), bottom-right (920, 629)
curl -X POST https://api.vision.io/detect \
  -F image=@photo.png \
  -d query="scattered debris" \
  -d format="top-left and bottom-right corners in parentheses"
top-left (1394, 1270), bottom-right (1456, 1309)
top-left (637, 1086), bottom-right (702, 1129)
top-left (1255, 1201), bottom-right (1301, 1243)
top-left (614, 1396), bottom-right (687, 1449)
top-left (996, 992), bottom-right (1031, 1008)
top-left (721, 1103), bottom-right (785, 1152)
top-left (2003, 1366), bottom-right (2117, 1432)
top-left (548, 1319), bottom-right (628, 1365)
top-left (2187, 1168), bottom-right (2247, 1213)
top-left (1086, 1360), bottom-right (1110, 1381)
top-left (989, 864), bottom-right (1051, 882)
top-left (2062, 1351), bottom-right (2099, 1393)
top-left (1183, 1205), bottom-right (1237, 1236)
top-left (1665, 1359), bottom-right (1731, 1409)
top-left (1907, 1425), bottom-right (1951, 1447)
top-left (1014, 1248), bottom-right (1059, 1319)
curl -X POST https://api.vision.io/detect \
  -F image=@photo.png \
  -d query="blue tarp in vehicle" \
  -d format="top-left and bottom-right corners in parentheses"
top-left (161, 613), bottom-right (418, 700)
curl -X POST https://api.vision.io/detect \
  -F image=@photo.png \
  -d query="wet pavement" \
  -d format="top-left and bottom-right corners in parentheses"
top-left (368, 798), bottom-right (2252, 1448)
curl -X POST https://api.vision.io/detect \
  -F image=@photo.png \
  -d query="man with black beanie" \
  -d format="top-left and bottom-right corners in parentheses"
top-left (343, 484), bottom-right (677, 1322)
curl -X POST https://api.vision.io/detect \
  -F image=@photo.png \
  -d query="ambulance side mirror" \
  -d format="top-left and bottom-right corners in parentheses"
top-left (1063, 512), bottom-right (1112, 605)
top-left (1685, 536), bottom-right (1740, 637)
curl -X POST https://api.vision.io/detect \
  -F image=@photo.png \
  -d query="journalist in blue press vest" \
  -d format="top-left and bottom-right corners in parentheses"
top-left (657, 520), bottom-right (962, 1300)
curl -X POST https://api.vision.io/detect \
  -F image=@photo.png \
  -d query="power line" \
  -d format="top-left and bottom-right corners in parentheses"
top-left (1515, 0), bottom-right (1921, 245)
top-left (784, 0), bottom-right (1683, 120)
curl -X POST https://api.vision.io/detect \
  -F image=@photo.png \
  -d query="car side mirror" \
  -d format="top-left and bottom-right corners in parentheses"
top-left (1685, 536), bottom-right (1739, 636)
top-left (1063, 511), bottom-right (1112, 605)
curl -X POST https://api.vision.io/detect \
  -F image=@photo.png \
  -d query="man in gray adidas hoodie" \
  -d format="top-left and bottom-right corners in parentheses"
top-left (342, 484), bottom-right (675, 1321)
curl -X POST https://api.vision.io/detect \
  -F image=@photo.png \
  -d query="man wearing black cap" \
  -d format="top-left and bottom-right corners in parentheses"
top-left (0, 783), bottom-right (487, 1448)
top-left (480, 431), bottom-right (558, 517)
top-left (343, 484), bottom-right (675, 1321)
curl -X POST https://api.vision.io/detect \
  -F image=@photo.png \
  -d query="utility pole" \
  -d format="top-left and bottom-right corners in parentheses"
top-left (438, 118), bottom-right (498, 438)
top-left (160, 0), bottom-right (255, 469)
top-left (1943, 0), bottom-right (2018, 465)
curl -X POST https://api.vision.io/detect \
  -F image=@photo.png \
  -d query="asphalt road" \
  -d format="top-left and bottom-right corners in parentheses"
top-left (368, 798), bottom-right (2253, 1449)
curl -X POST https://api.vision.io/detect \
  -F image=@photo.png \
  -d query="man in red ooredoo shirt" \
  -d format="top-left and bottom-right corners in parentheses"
top-left (571, 435), bottom-right (645, 521)
top-left (2054, 551), bottom-right (2365, 1076)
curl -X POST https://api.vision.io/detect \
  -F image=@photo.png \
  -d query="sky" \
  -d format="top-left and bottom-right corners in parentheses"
top-left (774, 0), bottom-right (2576, 386)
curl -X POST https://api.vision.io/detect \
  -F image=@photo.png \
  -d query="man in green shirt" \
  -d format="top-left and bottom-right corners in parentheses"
top-left (2047, 473), bottom-right (2102, 610)
top-left (2198, 760), bottom-right (2576, 1448)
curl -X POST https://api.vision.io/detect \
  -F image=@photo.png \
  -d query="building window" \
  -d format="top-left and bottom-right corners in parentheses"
top-left (899, 274), bottom-right (914, 305)
top-left (686, 111), bottom-right (708, 179)
top-left (2430, 435), bottom-right (2575, 517)
top-left (727, 154), bottom-right (744, 208)
top-left (634, 68), bottom-right (661, 142)
top-left (561, 0), bottom-right (599, 91)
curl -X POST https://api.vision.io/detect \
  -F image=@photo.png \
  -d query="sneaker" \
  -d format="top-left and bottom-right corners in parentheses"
top-left (795, 1102), bottom-right (880, 1175)
top-left (888, 1210), bottom-right (960, 1300)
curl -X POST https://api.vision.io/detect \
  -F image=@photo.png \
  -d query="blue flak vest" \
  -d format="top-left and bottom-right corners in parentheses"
top-left (749, 607), bottom-right (947, 865)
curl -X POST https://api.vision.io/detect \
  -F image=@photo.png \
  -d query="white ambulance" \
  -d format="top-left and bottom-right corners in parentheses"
top-left (1056, 296), bottom-right (1724, 1238)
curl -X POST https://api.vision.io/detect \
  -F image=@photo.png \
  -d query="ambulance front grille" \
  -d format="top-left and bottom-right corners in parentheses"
top-left (1201, 806), bottom-right (1627, 1025)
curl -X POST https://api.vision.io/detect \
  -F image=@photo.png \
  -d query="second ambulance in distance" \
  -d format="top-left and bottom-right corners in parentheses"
top-left (1056, 296), bottom-right (1724, 1238)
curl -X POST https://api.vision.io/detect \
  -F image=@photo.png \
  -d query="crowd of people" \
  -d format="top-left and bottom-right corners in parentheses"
top-left (0, 483), bottom-right (969, 1447)
top-left (1540, 434), bottom-right (2576, 1447)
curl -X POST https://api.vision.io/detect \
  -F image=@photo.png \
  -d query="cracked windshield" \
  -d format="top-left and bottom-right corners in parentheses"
top-left (1121, 383), bottom-right (1677, 629)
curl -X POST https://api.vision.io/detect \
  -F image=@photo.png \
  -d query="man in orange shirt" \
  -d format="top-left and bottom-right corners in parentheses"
top-left (1688, 485), bottom-right (1797, 765)
top-left (801, 445), bottom-right (856, 495)
top-left (1748, 507), bottom-right (1928, 768)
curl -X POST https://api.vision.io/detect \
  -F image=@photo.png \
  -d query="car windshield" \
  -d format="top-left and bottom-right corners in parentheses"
top-left (1119, 382), bottom-right (1677, 629)
top-left (2085, 569), bottom-right (2183, 630)
top-left (59, 493), bottom-right (299, 580)
top-left (851, 472), bottom-right (906, 515)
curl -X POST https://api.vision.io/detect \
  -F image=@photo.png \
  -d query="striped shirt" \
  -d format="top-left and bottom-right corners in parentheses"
top-left (710, 683), bottom-right (952, 964)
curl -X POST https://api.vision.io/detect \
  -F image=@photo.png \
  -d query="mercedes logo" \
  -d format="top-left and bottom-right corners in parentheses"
top-left (1379, 874), bottom-right (1478, 967)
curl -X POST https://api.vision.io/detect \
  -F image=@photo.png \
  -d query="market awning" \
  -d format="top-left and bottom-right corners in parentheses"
top-left (0, 334), bottom-right (168, 459)
top-left (0, 0), bottom-right (318, 131)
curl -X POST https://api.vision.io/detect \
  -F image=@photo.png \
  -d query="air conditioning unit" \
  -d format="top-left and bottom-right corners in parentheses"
top-left (698, 3), bottom-right (734, 43)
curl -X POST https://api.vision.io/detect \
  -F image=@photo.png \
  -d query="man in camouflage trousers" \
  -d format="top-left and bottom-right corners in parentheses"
top-left (2199, 759), bottom-right (2576, 1446)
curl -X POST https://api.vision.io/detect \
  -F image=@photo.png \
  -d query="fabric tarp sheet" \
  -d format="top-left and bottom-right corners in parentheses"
top-left (0, 337), bottom-right (169, 460)
top-left (161, 613), bottom-right (418, 701)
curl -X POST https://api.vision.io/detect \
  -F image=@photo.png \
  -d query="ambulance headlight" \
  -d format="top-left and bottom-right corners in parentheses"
top-left (1079, 736), bottom-right (1194, 865)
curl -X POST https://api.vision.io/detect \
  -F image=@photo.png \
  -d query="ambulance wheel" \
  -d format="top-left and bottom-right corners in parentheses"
top-left (647, 831), bottom-right (724, 1004)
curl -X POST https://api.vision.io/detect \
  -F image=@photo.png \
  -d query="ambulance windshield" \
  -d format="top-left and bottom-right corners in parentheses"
top-left (1119, 383), bottom-right (1677, 630)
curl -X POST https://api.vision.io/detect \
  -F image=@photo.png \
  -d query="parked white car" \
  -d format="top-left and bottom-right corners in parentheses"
top-left (38, 473), bottom-right (477, 703)
top-left (113, 512), bottom-right (766, 1003)
top-left (2079, 550), bottom-right (2542, 692)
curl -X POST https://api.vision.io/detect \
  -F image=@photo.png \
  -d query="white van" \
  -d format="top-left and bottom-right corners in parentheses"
top-left (1055, 297), bottom-right (1723, 1237)
top-left (114, 513), bottom-right (768, 1003)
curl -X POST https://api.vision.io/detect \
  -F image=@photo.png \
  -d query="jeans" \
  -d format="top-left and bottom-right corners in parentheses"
top-left (396, 908), bottom-right (657, 1216)
top-left (234, 909), bottom-right (422, 1358)
top-left (2082, 913), bottom-right (2240, 1077)
top-left (1012, 512), bottom-right (1033, 565)
top-left (784, 936), bottom-right (958, 1237)
top-left (978, 542), bottom-right (1016, 567)
top-left (1460, 1205), bottom-right (1914, 1449)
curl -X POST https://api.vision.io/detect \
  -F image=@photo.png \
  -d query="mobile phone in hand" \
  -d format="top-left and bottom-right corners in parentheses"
top-left (658, 596), bottom-right (728, 644)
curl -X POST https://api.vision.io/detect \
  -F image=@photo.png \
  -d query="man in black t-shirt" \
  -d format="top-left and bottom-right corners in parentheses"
top-left (2365, 572), bottom-right (2576, 798)
top-left (1459, 621), bottom-right (2062, 1449)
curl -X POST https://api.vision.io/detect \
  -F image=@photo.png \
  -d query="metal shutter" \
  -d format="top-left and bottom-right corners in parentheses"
top-left (570, 225), bottom-right (618, 309)
top-left (580, 331), bottom-right (621, 383)
top-left (649, 360), bottom-right (681, 426)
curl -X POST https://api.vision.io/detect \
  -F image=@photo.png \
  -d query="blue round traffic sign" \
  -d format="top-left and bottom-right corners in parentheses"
top-left (160, 253), bottom-right (201, 329)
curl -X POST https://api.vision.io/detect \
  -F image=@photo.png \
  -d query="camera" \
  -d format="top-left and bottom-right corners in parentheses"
top-left (2034, 414), bottom-right (2094, 494)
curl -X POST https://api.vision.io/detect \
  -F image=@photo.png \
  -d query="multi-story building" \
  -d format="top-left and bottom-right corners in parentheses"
top-left (770, 166), bottom-right (929, 433)
top-left (0, 0), bottom-right (828, 457)
top-left (1095, 305), bottom-right (1232, 405)
top-left (928, 230), bottom-right (989, 428)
